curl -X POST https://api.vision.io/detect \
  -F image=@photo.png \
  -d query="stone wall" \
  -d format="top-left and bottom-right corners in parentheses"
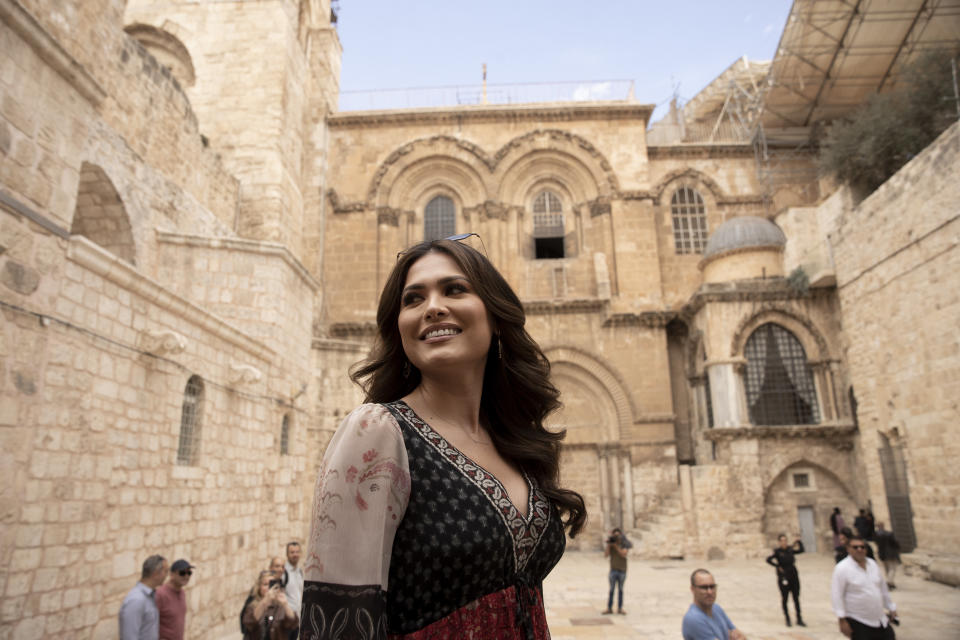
top-left (829, 122), bottom-right (960, 567)
top-left (1, 227), bottom-right (318, 638)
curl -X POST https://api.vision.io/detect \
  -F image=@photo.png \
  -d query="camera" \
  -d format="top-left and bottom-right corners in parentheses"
top-left (607, 535), bottom-right (619, 545)
top-left (268, 578), bottom-right (282, 589)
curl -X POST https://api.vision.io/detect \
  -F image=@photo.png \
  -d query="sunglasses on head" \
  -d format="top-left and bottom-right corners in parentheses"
top-left (178, 570), bottom-right (192, 576)
top-left (396, 232), bottom-right (486, 261)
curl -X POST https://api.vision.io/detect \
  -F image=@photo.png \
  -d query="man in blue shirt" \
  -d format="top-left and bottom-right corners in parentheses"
top-left (119, 555), bottom-right (169, 640)
top-left (682, 569), bottom-right (747, 640)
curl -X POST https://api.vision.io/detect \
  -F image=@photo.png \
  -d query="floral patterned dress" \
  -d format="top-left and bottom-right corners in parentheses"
top-left (301, 402), bottom-right (566, 640)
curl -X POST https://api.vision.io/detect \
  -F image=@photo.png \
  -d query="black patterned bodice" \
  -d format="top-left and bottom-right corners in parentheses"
top-left (382, 401), bottom-right (566, 634)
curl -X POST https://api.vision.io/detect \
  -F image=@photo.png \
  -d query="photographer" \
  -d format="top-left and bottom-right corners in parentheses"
top-left (242, 570), bottom-right (299, 640)
top-left (602, 528), bottom-right (629, 615)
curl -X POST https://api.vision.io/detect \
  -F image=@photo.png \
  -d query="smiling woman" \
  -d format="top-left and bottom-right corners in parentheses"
top-left (301, 236), bottom-right (585, 640)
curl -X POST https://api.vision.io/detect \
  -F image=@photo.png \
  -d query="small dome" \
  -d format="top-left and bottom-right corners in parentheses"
top-left (703, 216), bottom-right (786, 259)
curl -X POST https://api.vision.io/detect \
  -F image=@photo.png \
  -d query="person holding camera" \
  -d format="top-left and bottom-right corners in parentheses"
top-left (602, 527), bottom-right (628, 615)
top-left (242, 570), bottom-right (299, 640)
top-left (766, 534), bottom-right (805, 627)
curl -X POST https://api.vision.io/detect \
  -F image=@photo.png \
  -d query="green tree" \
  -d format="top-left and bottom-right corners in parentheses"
top-left (819, 51), bottom-right (958, 194)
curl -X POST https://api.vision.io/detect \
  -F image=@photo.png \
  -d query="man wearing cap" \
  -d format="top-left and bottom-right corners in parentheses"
top-left (156, 559), bottom-right (193, 640)
top-left (119, 555), bottom-right (168, 640)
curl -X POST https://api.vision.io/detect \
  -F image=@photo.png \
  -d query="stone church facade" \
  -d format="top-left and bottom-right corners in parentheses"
top-left (1, 0), bottom-right (957, 637)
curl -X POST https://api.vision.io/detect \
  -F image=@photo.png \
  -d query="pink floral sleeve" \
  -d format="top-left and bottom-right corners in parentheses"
top-left (303, 403), bottom-right (410, 590)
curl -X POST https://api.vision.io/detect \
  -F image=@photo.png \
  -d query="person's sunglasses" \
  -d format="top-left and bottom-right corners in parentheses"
top-left (178, 570), bottom-right (192, 576)
top-left (396, 232), bottom-right (486, 260)
top-left (695, 584), bottom-right (717, 591)
top-left (849, 545), bottom-right (866, 550)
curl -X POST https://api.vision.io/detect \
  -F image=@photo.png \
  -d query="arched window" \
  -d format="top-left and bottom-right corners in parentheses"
top-left (744, 323), bottom-right (820, 426)
top-left (424, 195), bottom-right (455, 241)
top-left (280, 414), bottom-right (290, 456)
top-left (532, 190), bottom-right (565, 259)
top-left (176, 375), bottom-right (205, 465)
top-left (670, 186), bottom-right (708, 254)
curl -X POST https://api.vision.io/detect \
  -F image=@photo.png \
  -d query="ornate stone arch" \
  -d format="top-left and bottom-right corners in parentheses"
top-left (368, 136), bottom-right (494, 206)
top-left (71, 162), bottom-right (137, 266)
top-left (542, 346), bottom-right (635, 439)
top-left (495, 130), bottom-right (617, 203)
top-left (762, 458), bottom-right (855, 505)
top-left (730, 307), bottom-right (832, 361)
top-left (652, 168), bottom-right (728, 205)
top-left (123, 23), bottom-right (196, 88)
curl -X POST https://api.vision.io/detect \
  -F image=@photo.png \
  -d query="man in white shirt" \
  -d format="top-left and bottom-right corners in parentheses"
top-left (284, 541), bottom-right (304, 639)
top-left (831, 534), bottom-right (899, 639)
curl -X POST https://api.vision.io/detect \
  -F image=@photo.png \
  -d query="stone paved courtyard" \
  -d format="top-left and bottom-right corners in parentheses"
top-left (543, 551), bottom-right (960, 639)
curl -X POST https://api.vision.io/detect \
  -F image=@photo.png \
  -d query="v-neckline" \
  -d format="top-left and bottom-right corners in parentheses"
top-left (396, 400), bottom-right (534, 523)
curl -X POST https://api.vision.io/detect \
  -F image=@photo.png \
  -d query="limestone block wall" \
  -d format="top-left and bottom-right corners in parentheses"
top-left (0, 0), bottom-right (239, 240)
top-left (123, 0), bottom-right (338, 255)
top-left (1, 228), bottom-right (316, 639)
top-left (153, 233), bottom-right (319, 375)
top-left (684, 460), bottom-right (766, 559)
top-left (647, 149), bottom-right (770, 309)
top-left (321, 106), bottom-right (655, 327)
top-left (828, 122), bottom-right (960, 559)
top-left (776, 186), bottom-right (851, 287)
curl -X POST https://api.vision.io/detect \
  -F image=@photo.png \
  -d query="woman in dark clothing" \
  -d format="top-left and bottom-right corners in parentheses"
top-left (766, 534), bottom-right (805, 627)
top-left (302, 236), bottom-right (586, 639)
top-left (242, 571), bottom-right (299, 640)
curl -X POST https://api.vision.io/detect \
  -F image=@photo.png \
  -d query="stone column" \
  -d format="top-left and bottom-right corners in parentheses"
top-left (598, 450), bottom-right (610, 533)
top-left (705, 359), bottom-right (749, 427)
top-left (621, 452), bottom-right (634, 530)
top-left (811, 361), bottom-right (837, 422)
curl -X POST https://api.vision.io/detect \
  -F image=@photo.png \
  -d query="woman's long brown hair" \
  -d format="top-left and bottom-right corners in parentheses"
top-left (351, 239), bottom-right (587, 537)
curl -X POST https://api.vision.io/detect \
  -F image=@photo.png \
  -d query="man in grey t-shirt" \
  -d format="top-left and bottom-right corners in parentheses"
top-left (119, 555), bottom-right (169, 640)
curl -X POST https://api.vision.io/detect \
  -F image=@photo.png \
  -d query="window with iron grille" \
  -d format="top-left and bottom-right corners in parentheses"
top-left (424, 195), bottom-right (455, 241)
top-left (533, 190), bottom-right (564, 259)
top-left (670, 187), bottom-right (708, 254)
top-left (744, 323), bottom-right (820, 426)
top-left (176, 375), bottom-right (204, 465)
top-left (280, 414), bottom-right (290, 456)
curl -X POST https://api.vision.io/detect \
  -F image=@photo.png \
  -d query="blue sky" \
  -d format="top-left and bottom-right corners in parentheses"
top-left (335, 1), bottom-right (794, 117)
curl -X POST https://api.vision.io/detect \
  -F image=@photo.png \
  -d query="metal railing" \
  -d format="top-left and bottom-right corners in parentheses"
top-left (338, 79), bottom-right (636, 111)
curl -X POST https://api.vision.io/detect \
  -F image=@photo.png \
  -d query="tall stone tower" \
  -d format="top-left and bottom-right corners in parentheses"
top-left (123, 0), bottom-right (341, 259)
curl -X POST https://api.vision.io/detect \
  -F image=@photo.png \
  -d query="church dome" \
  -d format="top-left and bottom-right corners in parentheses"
top-left (703, 216), bottom-right (786, 259)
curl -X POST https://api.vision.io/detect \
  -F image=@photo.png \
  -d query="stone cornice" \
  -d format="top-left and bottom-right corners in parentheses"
top-left (523, 299), bottom-right (607, 315)
top-left (704, 423), bottom-right (857, 441)
top-left (634, 413), bottom-right (675, 424)
top-left (67, 235), bottom-right (275, 363)
top-left (647, 144), bottom-right (754, 159)
top-left (311, 337), bottom-right (368, 352)
top-left (329, 322), bottom-right (377, 338)
top-left (329, 102), bottom-right (655, 128)
top-left (155, 230), bottom-right (321, 293)
top-left (0, 0), bottom-right (106, 107)
top-left (682, 279), bottom-right (818, 315)
top-left (603, 311), bottom-right (676, 328)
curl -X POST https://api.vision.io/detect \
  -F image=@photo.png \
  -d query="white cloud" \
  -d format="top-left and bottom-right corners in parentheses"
top-left (763, 23), bottom-right (775, 36)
